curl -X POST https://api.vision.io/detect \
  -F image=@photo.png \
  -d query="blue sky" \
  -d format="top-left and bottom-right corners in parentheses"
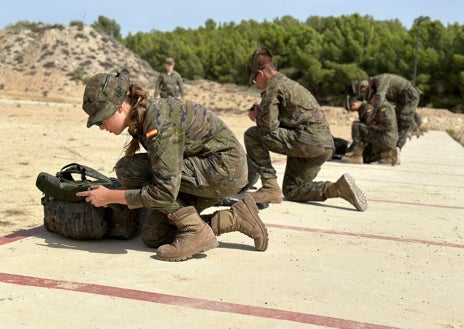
top-left (1, 0), bottom-right (463, 36)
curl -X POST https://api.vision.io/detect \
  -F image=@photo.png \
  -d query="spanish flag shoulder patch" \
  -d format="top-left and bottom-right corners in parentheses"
top-left (146, 128), bottom-right (159, 139)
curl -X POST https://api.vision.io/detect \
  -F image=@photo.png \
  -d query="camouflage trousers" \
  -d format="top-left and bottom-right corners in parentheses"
top-left (244, 126), bottom-right (333, 202)
top-left (115, 152), bottom-right (247, 247)
top-left (396, 87), bottom-right (421, 149)
top-left (115, 152), bottom-right (247, 213)
top-left (351, 121), bottom-right (397, 151)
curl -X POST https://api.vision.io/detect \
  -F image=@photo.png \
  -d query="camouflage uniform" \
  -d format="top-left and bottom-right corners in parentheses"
top-left (351, 100), bottom-right (398, 153)
top-left (356, 100), bottom-right (372, 123)
top-left (115, 97), bottom-right (247, 214)
top-left (369, 74), bottom-right (421, 149)
top-left (244, 72), bottom-right (335, 202)
top-left (154, 71), bottom-right (184, 98)
top-left (352, 100), bottom-right (378, 163)
top-left (83, 70), bottom-right (268, 258)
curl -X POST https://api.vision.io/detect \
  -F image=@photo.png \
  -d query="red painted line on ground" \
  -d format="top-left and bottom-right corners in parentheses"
top-left (369, 198), bottom-right (464, 210)
top-left (329, 164), bottom-right (464, 177)
top-left (0, 226), bottom-right (46, 246)
top-left (0, 272), bottom-right (401, 329)
top-left (267, 223), bottom-right (464, 249)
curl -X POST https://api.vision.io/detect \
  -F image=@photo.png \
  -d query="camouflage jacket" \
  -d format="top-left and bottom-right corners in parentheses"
top-left (154, 71), bottom-right (184, 98)
top-left (124, 98), bottom-right (246, 209)
top-left (257, 72), bottom-right (334, 150)
top-left (357, 100), bottom-right (373, 123)
top-left (368, 99), bottom-right (398, 148)
top-left (370, 74), bottom-right (415, 107)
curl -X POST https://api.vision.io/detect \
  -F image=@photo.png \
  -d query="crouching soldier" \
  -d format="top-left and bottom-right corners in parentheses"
top-left (341, 95), bottom-right (399, 165)
top-left (77, 69), bottom-right (268, 262)
top-left (352, 74), bottom-right (423, 150)
top-left (244, 46), bottom-right (367, 212)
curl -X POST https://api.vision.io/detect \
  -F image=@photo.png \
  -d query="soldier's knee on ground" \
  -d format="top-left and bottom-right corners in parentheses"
top-left (282, 185), bottom-right (299, 201)
top-left (138, 208), bottom-right (177, 248)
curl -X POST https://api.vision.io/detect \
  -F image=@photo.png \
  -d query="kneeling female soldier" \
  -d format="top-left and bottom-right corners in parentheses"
top-left (77, 69), bottom-right (268, 261)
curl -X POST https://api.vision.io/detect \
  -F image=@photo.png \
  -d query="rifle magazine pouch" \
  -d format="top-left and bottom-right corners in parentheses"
top-left (42, 196), bottom-right (107, 240)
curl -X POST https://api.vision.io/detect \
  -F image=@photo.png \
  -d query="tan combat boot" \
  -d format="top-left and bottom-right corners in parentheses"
top-left (210, 195), bottom-right (268, 251)
top-left (378, 147), bottom-right (400, 166)
top-left (340, 146), bottom-right (364, 164)
top-left (324, 173), bottom-right (368, 211)
top-left (156, 206), bottom-right (218, 261)
top-left (246, 177), bottom-right (283, 203)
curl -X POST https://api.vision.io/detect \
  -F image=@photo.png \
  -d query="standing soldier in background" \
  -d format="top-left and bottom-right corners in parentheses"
top-left (352, 73), bottom-right (422, 150)
top-left (244, 46), bottom-right (367, 212)
top-left (154, 57), bottom-right (184, 99)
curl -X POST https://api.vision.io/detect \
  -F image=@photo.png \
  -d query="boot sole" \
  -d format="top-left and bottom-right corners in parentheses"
top-left (264, 198), bottom-right (282, 204)
top-left (340, 157), bottom-right (363, 164)
top-left (241, 195), bottom-right (269, 251)
top-left (155, 237), bottom-right (219, 262)
top-left (244, 191), bottom-right (283, 204)
top-left (339, 174), bottom-right (368, 212)
top-left (245, 194), bottom-right (283, 204)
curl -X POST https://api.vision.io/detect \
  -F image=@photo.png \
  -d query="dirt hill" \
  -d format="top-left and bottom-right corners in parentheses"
top-left (0, 23), bottom-right (156, 102)
top-left (0, 23), bottom-right (260, 109)
top-left (0, 22), bottom-right (463, 145)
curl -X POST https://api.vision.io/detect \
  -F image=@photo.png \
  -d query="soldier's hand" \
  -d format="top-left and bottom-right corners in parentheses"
top-left (76, 185), bottom-right (111, 207)
top-left (248, 103), bottom-right (261, 122)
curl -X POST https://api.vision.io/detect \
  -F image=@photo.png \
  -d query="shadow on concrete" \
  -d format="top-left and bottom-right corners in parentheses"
top-left (37, 232), bottom-right (152, 255)
top-left (283, 199), bottom-right (358, 212)
top-left (149, 253), bottom-right (208, 261)
top-left (218, 241), bottom-right (256, 251)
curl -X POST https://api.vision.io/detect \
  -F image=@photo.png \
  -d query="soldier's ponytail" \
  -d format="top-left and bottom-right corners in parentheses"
top-left (125, 84), bottom-right (148, 156)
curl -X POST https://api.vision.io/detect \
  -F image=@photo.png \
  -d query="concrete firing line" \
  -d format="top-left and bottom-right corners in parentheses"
top-left (0, 272), bottom-right (402, 329)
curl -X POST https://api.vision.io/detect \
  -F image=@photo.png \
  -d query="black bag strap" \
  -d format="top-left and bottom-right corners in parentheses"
top-left (57, 163), bottom-right (112, 183)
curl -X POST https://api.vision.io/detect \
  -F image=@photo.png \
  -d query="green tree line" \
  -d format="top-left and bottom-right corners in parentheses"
top-left (8, 15), bottom-right (463, 111)
top-left (121, 14), bottom-right (464, 112)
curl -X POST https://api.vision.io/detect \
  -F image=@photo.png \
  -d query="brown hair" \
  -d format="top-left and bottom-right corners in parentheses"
top-left (246, 46), bottom-right (276, 82)
top-left (256, 53), bottom-right (274, 69)
top-left (125, 84), bottom-right (148, 156)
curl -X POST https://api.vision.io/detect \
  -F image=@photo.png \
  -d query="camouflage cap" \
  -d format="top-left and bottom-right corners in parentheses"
top-left (82, 69), bottom-right (130, 128)
top-left (165, 57), bottom-right (175, 64)
top-left (246, 46), bottom-right (273, 84)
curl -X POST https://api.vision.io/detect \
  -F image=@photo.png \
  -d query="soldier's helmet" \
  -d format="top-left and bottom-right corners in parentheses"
top-left (246, 46), bottom-right (273, 84)
top-left (82, 69), bottom-right (131, 128)
top-left (165, 57), bottom-right (175, 65)
top-left (351, 79), bottom-right (371, 100)
top-left (351, 79), bottom-right (368, 95)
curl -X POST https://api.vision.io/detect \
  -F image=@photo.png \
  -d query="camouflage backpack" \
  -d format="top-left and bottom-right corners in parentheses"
top-left (36, 163), bottom-right (139, 240)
